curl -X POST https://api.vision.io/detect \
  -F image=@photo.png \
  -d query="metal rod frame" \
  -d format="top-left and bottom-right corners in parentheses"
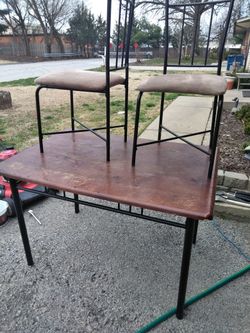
top-left (9, 179), bottom-right (34, 266)
top-left (10, 180), bottom-right (199, 319)
top-left (208, 95), bottom-right (224, 178)
top-left (176, 218), bottom-right (196, 319)
top-left (137, 129), bottom-right (211, 148)
top-left (42, 125), bottom-right (124, 137)
top-left (73, 118), bottom-right (107, 142)
top-left (16, 185), bottom-right (186, 229)
top-left (132, 91), bottom-right (221, 176)
top-left (166, 0), bottom-right (234, 69)
top-left (131, 0), bottom-right (234, 177)
top-left (35, 0), bottom-right (135, 161)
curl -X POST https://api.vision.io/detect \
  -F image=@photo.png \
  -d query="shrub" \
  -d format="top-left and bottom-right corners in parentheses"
top-left (236, 104), bottom-right (250, 135)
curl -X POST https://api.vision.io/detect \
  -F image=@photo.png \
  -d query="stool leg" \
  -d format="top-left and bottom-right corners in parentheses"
top-left (124, 78), bottom-right (129, 142)
top-left (176, 218), bottom-right (195, 319)
top-left (70, 90), bottom-right (75, 131)
top-left (158, 92), bottom-right (165, 141)
top-left (106, 91), bottom-right (110, 162)
top-left (35, 86), bottom-right (44, 153)
top-left (132, 92), bottom-right (143, 166)
top-left (208, 95), bottom-right (223, 178)
top-left (193, 220), bottom-right (199, 245)
top-left (209, 96), bottom-right (218, 150)
top-left (9, 179), bottom-right (34, 266)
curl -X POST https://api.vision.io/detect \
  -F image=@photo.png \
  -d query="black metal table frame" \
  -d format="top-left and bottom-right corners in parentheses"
top-left (9, 178), bottom-right (199, 320)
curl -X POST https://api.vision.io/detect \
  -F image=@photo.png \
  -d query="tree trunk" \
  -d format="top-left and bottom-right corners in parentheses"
top-left (191, 7), bottom-right (201, 57)
top-left (53, 29), bottom-right (65, 53)
top-left (22, 29), bottom-right (31, 56)
top-left (0, 91), bottom-right (12, 110)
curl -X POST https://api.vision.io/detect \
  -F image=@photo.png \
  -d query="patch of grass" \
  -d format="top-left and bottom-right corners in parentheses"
top-left (165, 93), bottom-right (181, 100)
top-left (89, 66), bottom-right (105, 72)
top-left (145, 101), bottom-right (156, 108)
top-left (110, 99), bottom-right (124, 108)
top-left (82, 103), bottom-right (96, 111)
top-left (0, 77), bottom-right (36, 87)
top-left (0, 117), bottom-right (7, 134)
top-left (44, 115), bottom-right (54, 120)
top-left (236, 105), bottom-right (250, 135)
top-left (243, 141), bottom-right (250, 149)
top-left (149, 91), bottom-right (182, 101)
top-left (137, 57), bottom-right (215, 67)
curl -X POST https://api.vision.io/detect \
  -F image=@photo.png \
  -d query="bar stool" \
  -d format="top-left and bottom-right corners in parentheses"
top-left (35, 0), bottom-right (135, 162)
top-left (132, 0), bottom-right (235, 178)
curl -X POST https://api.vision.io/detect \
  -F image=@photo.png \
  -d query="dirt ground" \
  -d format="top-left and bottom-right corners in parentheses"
top-left (218, 109), bottom-right (250, 176)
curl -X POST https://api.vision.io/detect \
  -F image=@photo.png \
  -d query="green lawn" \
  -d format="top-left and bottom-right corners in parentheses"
top-left (0, 77), bottom-right (36, 87)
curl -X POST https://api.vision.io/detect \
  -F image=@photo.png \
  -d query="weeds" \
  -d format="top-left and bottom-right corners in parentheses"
top-left (236, 105), bottom-right (250, 135)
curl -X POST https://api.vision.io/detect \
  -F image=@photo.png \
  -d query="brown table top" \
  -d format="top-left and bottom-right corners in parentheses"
top-left (0, 133), bottom-right (217, 220)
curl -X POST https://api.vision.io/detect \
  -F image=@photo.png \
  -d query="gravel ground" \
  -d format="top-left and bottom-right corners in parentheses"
top-left (0, 197), bottom-right (249, 333)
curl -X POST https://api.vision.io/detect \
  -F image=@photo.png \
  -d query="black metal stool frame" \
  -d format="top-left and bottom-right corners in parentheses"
top-left (35, 0), bottom-right (135, 162)
top-left (132, 0), bottom-right (234, 178)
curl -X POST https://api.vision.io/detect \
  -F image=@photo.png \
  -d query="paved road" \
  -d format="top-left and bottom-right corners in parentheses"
top-left (0, 58), bottom-right (104, 82)
top-left (0, 58), bottom-right (226, 82)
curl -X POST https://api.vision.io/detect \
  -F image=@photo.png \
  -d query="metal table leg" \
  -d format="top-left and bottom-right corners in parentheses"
top-left (193, 220), bottom-right (199, 245)
top-left (9, 179), bottom-right (34, 266)
top-left (176, 218), bottom-right (195, 319)
top-left (74, 194), bottom-right (80, 214)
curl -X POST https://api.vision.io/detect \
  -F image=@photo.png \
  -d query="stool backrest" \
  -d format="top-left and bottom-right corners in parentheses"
top-left (105, 0), bottom-right (135, 79)
top-left (162, 0), bottom-right (235, 75)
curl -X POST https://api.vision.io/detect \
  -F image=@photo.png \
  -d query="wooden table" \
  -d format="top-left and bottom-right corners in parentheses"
top-left (0, 132), bottom-right (218, 319)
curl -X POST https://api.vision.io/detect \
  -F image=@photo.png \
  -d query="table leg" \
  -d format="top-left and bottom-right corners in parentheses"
top-left (193, 220), bottom-right (199, 245)
top-left (74, 194), bottom-right (80, 214)
top-left (9, 179), bottom-right (34, 266)
top-left (176, 218), bottom-right (195, 319)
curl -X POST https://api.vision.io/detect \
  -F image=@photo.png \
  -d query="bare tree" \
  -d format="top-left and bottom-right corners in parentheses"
top-left (1, 0), bottom-right (32, 56)
top-left (0, 8), bottom-right (9, 34)
top-left (135, 0), bottom-right (227, 56)
top-left (27, 0), bottom-right (70, 53)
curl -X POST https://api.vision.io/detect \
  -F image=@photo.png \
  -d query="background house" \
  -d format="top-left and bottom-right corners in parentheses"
top-left (235, 17), bottom-right (250, 71)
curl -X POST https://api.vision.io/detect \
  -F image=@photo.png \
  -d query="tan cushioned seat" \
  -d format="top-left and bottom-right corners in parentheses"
top-left (35, 70), bottom-right (125, 92)
top-left (137, 74), bottom-right (227, 96)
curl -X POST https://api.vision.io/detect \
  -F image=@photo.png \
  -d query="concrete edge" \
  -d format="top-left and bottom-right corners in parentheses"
top-left (217, 169), bottom-right (250, 191)
top-left (215, 169), bottom-right (250, 221)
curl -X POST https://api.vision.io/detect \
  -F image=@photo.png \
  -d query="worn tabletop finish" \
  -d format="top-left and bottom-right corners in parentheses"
top-left (0, 133), bottom-right (217, 219)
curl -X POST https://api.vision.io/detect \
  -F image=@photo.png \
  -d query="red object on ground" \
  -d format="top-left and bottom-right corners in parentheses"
top-left (0, 146), bottom-right (43, 202)
top-left (0, 148), bottom-right (17, 161)
top-left (0, 141), bottom-right (48, 218)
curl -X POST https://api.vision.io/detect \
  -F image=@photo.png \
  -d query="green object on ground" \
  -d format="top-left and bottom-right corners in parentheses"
top-left (136, 265), bottom-right (250, 333)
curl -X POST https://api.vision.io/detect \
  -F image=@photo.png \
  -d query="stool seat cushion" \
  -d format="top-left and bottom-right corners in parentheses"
top-left (137, 74), bottom-right (227, 96)
top-left (35, 70), bottom-right (125, 92)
